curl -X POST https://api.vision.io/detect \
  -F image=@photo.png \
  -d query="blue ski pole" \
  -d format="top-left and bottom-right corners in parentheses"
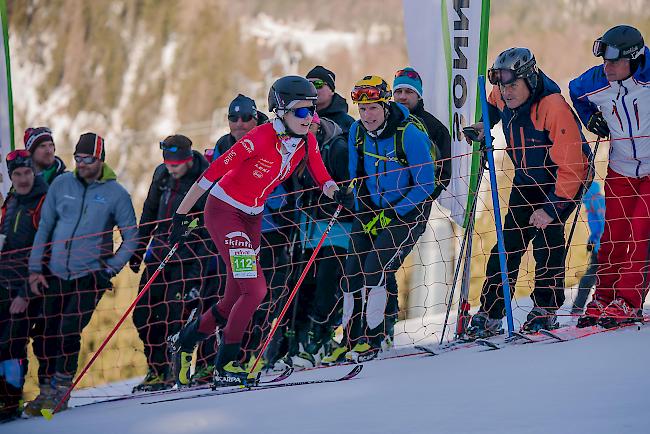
top-left (478, 75), bottom-right (515, 336)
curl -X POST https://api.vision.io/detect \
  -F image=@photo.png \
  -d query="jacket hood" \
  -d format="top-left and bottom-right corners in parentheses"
top-left (633, 46), bottom-right (650, 80)
top-left (317, 116), bottom-right (343, 145)
top-left (321, 93), bottom-right (350, 116)
top-left (533, 70), bottom-right (562, 101)
top-left (23, 175), bottom-right (48, 199)
top-left (187, 150), bottom-right (210, 178)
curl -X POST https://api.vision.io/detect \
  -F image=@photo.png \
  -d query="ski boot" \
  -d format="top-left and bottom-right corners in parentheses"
top-left (465, 312), bottom-right (503, 340)
top-left (345, 341), bottom-right (380, 363)
top-left (132, 367), bottom-right (173, 392)
top-left (577, 299), bottom-right (607, 328)
top-left (22, 382), bottom-right (53, 417)
top-left (599, 298), bottom-right (638, 329)
top-left (40, 373), bottom-right (72, 415)
top-left (522, 307), bottom-right (559, 333)
top-left (168, 311), bottom-right (210, 386)
top-left (211, 343), bottom-right (254, 389)
top-left (321, 341), bottom-right (349, 366)
top-left (190, 364), bottom-right (215, 386)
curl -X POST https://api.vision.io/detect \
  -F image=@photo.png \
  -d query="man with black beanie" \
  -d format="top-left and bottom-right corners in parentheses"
top-left (130, 134), bottom-right (212, 391)
top-left (24, 132), bottom-right (137, 416)
top-left (23, 127), bottom-right (67, 185)
top-left (306, 65), bottom-right (355, 135)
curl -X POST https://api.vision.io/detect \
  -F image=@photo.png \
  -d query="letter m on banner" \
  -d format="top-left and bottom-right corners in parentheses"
top-left (402, 0), bottom-right (490, 227)
top-left (0, 0), bottom-right (14, 201)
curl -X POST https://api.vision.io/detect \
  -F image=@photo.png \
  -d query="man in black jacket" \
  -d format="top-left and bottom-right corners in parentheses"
top-left (23, 127), bottom-right (67, 185)
top-left (307, 65), bottom-right (355, 135)
top-left (130, 135), bottom-right (211, 392)
top-left (393, 67), bottom-right (452, 198)
top-left (0, 151), bottom-right (47, 421)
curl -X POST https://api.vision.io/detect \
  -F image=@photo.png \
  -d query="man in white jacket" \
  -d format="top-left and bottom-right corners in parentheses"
top-left (569, 25), bottom-right (650, 328)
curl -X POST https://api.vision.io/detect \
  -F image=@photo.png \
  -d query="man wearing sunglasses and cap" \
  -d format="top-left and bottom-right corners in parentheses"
top-left (569, 25), bottom-right (650, 328)
top-left (130, 134), bottom-right (212, 392)
top-left (23, 127), bottom-right (67, 185)
top-left (212, 94), bottom-right (270, 159)
top-left (327, 75), bottom-right (436, 364)
top-left (0, 150), bottom-right (48, 421)
top-left (307, 65), bottom-right (355, 135)
top-left (24, 132), bottom-right (137, 415)
top-left (464, 48), bottom-right (591, 338)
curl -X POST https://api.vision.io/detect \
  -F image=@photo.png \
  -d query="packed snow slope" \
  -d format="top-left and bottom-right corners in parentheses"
top-left (5, 322), bottom-right (649, 434)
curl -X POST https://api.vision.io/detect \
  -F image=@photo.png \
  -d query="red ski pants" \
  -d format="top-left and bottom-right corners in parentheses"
top-left (595, 168), bottom-right (650, 309)
top-left (199, 196), bottom-right (267, 345)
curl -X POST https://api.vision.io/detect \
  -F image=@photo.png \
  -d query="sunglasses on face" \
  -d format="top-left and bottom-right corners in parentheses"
top-left (228, 113), bottom-right (254, 123)
top-left (7, 149), bottom-right (31, 161)
top-left (74, 155), bottom-right (98, 164)
top-left (310, 79), bottom-right (326, 89)
top-left (290, 106), bottom-right (316, 119)
top-left (395, 69), bottom-right (421, 81)
top-left (487, 68), bottom-right (518, 86)
top-left (159, 141), bottom-right (180, 152)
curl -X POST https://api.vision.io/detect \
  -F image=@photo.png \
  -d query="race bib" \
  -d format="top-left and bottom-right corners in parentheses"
top-left (229, 248), bottom-right (257, 279)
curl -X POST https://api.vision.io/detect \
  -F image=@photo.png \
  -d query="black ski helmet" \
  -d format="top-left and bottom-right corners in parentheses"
top-left (268, 76), bottom-right (318, 113)
top-left (488, 47), bottom-right (539, 92)
top-left (594, 25), bottom-right (645, 73)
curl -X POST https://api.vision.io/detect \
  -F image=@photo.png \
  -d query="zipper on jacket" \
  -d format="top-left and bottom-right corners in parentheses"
top-left (633, 98), bottom-right (640, 130)
top-left (619, 83), bottom-right (641, 177)
top-left (65, 183), bottom-right (88, 279)
top-left (13, 209), bottom-right (21, 233)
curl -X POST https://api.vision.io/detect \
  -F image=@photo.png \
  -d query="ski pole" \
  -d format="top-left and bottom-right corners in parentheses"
top-left (248, 180), bottom-right (355, 377)
top-left (478, 75), bottom-right (515, 336)
top-left (565, 136), bottom-right (601, 253)
top-left (42, 218), bottom-right (199, 420)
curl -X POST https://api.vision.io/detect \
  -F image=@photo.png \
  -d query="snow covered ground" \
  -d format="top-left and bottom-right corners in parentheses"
top-left (5, 309), bottom-right (649, 434)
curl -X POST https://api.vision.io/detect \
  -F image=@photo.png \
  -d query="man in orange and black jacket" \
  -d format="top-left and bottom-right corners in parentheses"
top-left (465, 48), bottom-right (592, 338)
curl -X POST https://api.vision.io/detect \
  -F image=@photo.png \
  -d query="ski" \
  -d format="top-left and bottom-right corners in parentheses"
top-left (539, 321), bottom-right (645, 343)
top-left (73, 367), bottom-right (294, 408)
top-left (140, 365), bottom-right (363, 406)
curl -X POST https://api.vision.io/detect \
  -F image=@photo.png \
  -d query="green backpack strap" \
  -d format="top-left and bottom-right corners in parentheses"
top-left (395, 114), bottom-right (435, 166)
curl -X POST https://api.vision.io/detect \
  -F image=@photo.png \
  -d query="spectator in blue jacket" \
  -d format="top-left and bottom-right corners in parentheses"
top-left (323, 75), bottom-right (435, 364)
top-left (24, 133), bottom-right (137, 416)
top-left (572, 181), bottom-right (605, 313)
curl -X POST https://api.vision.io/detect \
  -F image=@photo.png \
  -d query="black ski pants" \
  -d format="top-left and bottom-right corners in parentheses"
top-left (480, 185), bottom-right (570, 319)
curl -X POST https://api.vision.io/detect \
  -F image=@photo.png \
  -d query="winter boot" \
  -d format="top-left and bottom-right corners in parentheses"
top-left (22, 382), bottom-right (54, 417)
top-left (599, 298), bottom-right (639, 329)
top-left (465, 312), bottom-right (503, 339)
top-left (190, 363), bottom-right (215, 386)
top-left (321, 341), bottom-right (349, 366)
top-left (132, 367), bottom-right (173, 393)
top-left (40, 373), bottom-right (72, 415)
top-left (522, 307), bottom-right (559, 333)
top-left (168, 312), bottom-right (210, 386)
top-left (345, 341), bottom-right (380, 363)
top-left (212, 343), bottom-right (252, 388)
top-left (577, 299), bottom-right (607, 328)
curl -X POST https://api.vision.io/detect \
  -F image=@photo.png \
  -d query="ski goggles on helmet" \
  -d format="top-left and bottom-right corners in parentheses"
top-left (289, 106), bottom-right (316, 119)
top-left (6, 149), bottom-right (31, 162)
top-left (487, 68), bottom-right (518, 86)
top-left (227, 113), bottom-right (255, 123)
top-left (74, 155), bottom-right (99, 164)
top-left (351, 86), bottom-right (391, 103)
top-left (592, 38), bottom-right (642, 60)
top-left (395, 69), bottom-right (422, 81)
top-left (310, 79), bottom-right (326, 89)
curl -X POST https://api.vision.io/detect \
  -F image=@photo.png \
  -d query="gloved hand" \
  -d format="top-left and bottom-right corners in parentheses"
top-left (129, 249), bottom-right (145, 273)
top-left (168, 213), bottom-right (192, 246)
top-left (333, 188), bottom-right (355, 210)
top-left (586, 112), bottom-right (610, 138)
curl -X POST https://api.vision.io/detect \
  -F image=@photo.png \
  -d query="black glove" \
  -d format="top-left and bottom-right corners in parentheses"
top-left (586, 112), bottom-right (610, 138)
top-left (333, 188), bottom-right (355, 210)
top-left (129, 249), bottom-right (145, 273)
top-left (168, 213), bottom-right (192, 246)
